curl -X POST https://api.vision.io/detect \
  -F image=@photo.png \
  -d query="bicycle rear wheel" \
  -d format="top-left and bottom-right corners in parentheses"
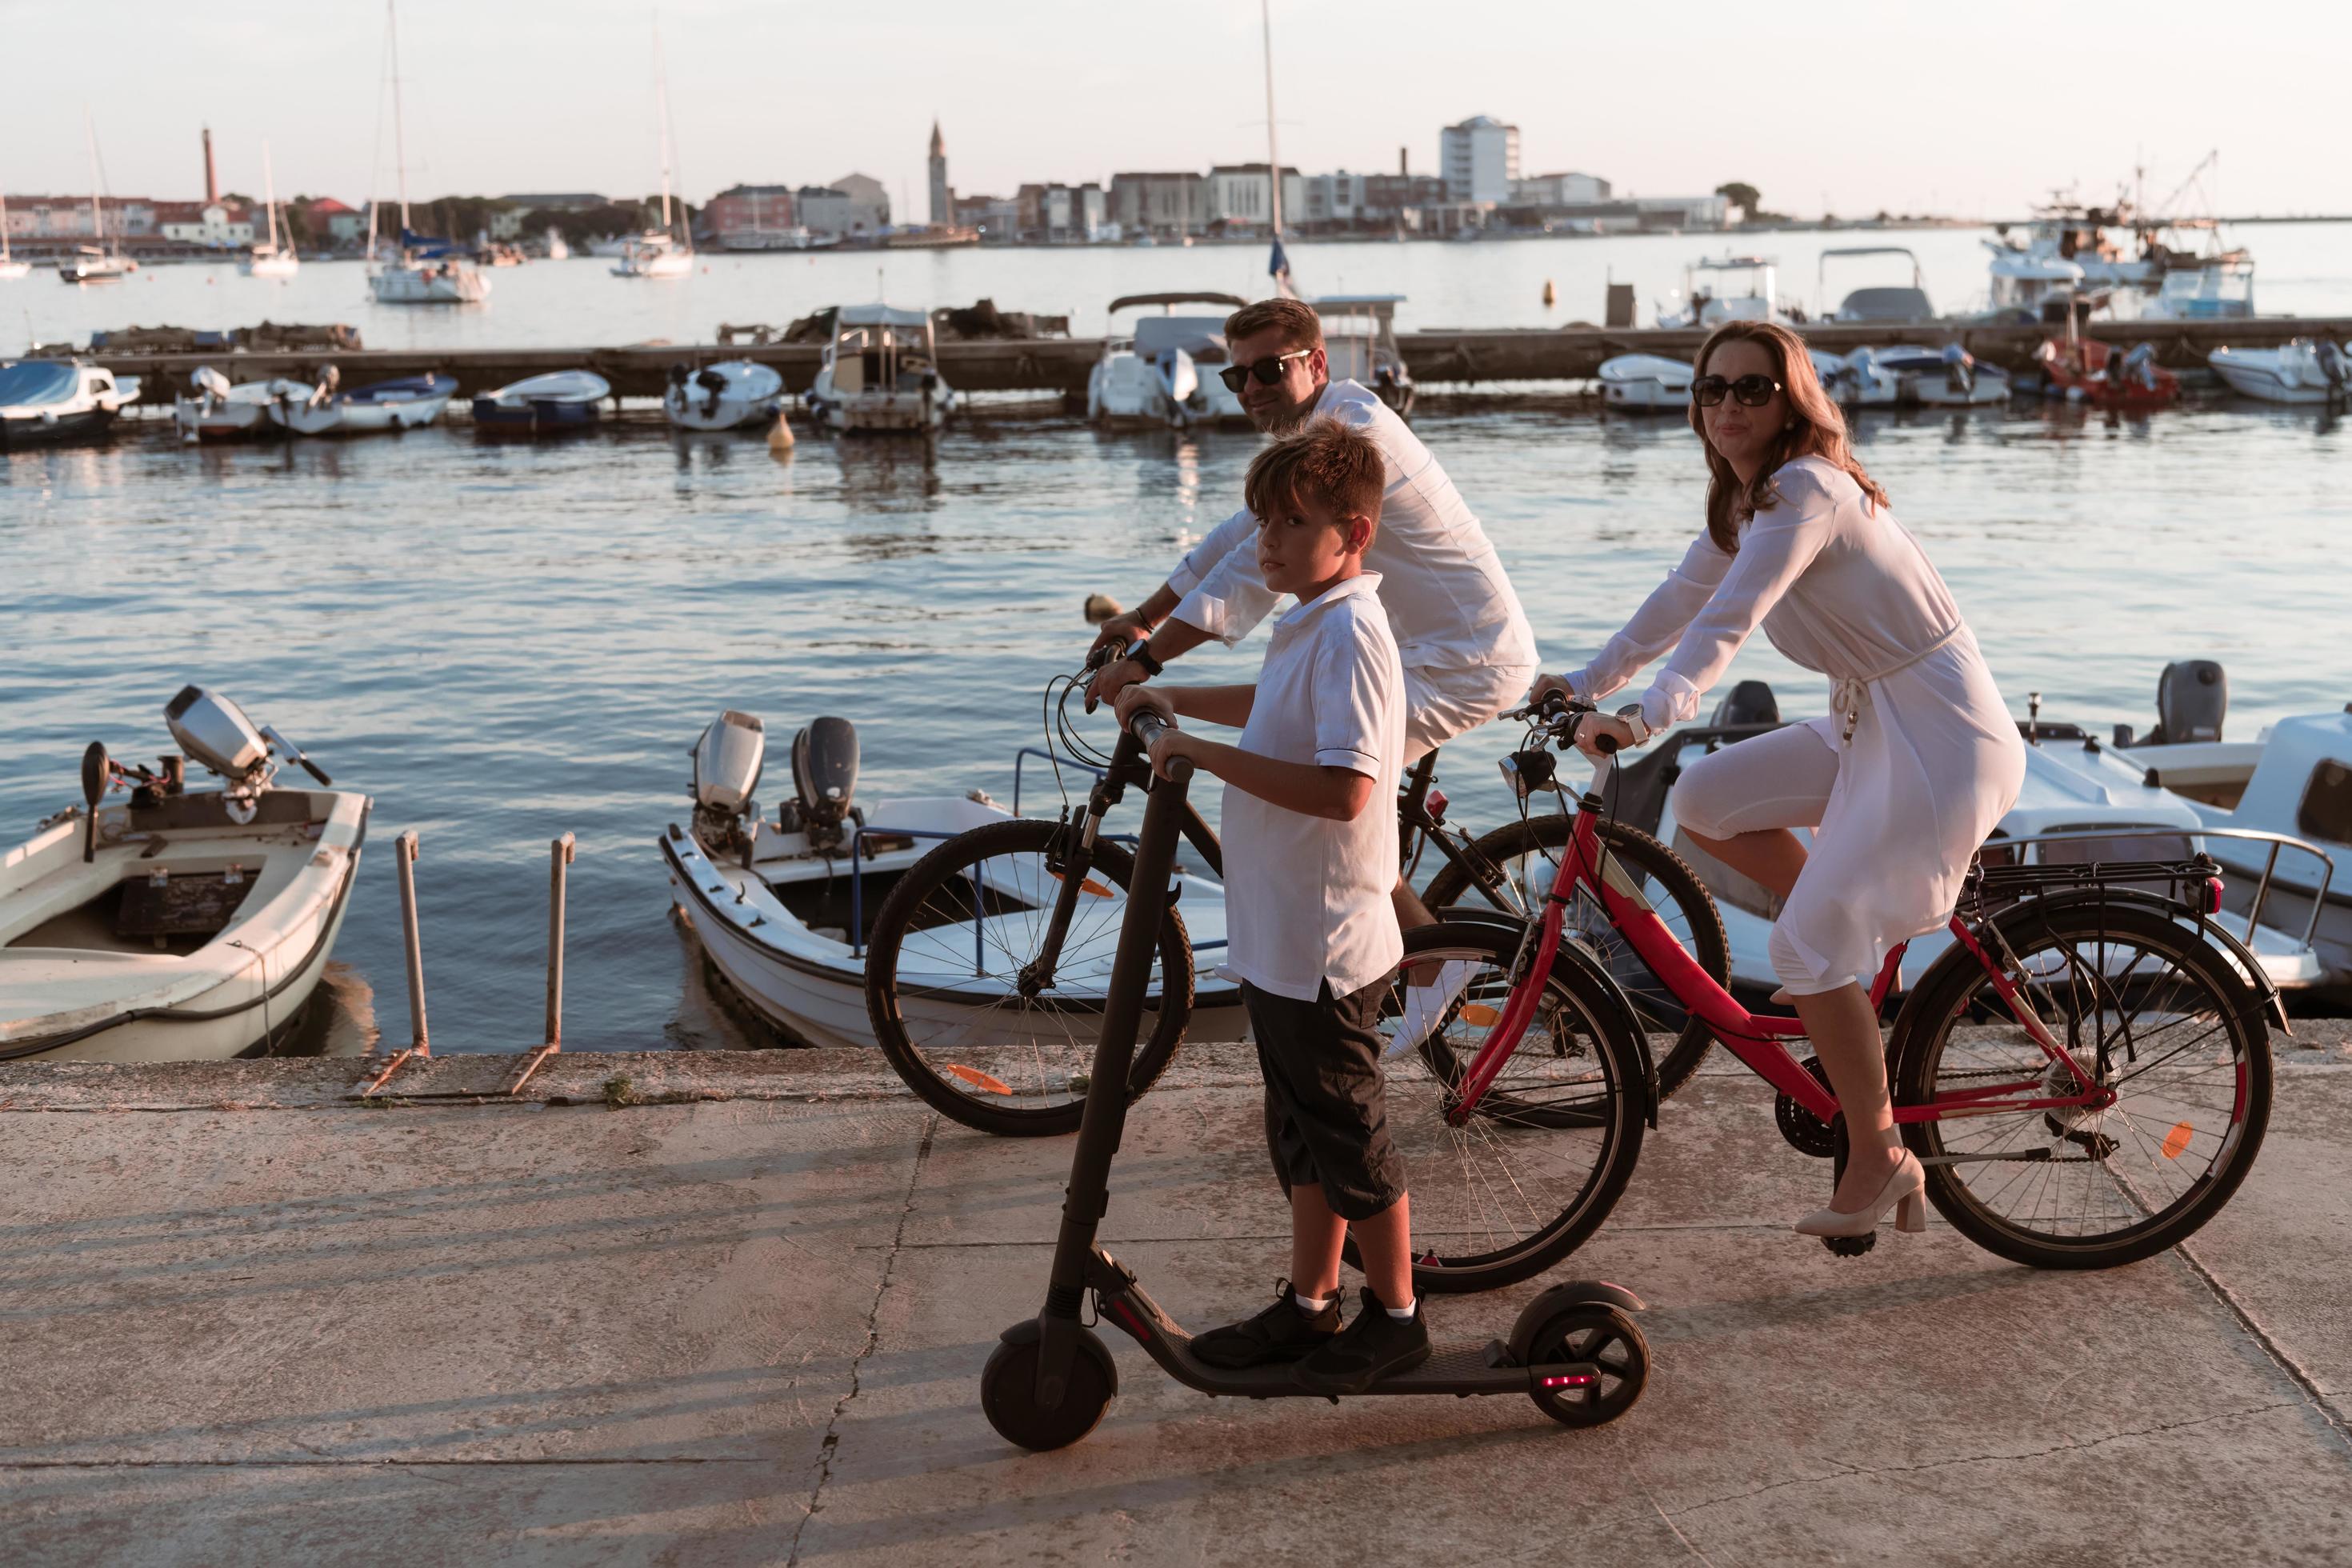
top-left (1891, 901), bottom-right (2272, 1269)
top-left (1422, 813), bottom-right (1727, 1099)
top-left (862, 818), bottom-right (1193, 1137)
top-left (1349, 921), bottom-right (1648, 1294)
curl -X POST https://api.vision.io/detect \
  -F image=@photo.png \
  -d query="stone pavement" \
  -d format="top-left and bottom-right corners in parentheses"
top-left (2, 1036), bottom-right (2348, 1566)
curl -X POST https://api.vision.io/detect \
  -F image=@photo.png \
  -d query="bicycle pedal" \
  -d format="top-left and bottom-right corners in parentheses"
top-left (1821, 1233), bottom-right (1878, 1258)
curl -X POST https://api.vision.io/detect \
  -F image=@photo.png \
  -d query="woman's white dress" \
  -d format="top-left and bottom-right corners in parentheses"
top-left (1570, 457), bottom-right (2026, 994)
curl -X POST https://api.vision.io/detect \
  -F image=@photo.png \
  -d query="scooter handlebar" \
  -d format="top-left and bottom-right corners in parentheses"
top-left (1127, 710), bottom-right (1192, 782)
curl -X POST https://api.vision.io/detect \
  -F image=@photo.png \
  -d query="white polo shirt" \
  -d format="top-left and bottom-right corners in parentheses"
top-left (1220, 571), bottom-right (1406, 1002)
top-left (1165, 378), bottom-right (1538, 674)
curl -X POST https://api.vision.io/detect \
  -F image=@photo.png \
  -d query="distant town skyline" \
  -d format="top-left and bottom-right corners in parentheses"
top-left (4, 0), bottom-right (2337, 222)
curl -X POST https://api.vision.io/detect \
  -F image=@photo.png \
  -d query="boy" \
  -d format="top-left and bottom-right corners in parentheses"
top-left (1113, 418), bottom-right (1425, 1393)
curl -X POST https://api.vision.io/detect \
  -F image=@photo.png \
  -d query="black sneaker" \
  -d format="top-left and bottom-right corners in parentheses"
top-left (1191, 1281), bottom-right (1342, 1370)
top-left (1294, 1287), bottom-right (1430, 1394)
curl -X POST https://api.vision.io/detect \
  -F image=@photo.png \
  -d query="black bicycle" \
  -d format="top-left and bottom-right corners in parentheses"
top-left (859, 651), bottom-right (1726, 1135)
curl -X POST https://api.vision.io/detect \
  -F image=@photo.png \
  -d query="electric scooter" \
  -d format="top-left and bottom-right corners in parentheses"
top-left (979, 710), bottom-right (1653, 1451)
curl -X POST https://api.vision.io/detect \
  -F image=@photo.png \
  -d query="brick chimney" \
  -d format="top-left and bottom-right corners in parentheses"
top-left (1398, 146), bottom-right (1407, 178)
top-left (202, 126), bottom-right (218, 205)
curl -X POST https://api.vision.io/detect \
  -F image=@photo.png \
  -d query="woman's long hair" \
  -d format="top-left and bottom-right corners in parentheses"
top-left (1687, 320), bottom-right (1888, 552)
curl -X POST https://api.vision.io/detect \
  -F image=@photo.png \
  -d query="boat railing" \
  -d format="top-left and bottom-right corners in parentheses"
top-left (1984, 826), bottom-right (2334, 954)
top-left (1012, 746), bottom-right (1105, 817)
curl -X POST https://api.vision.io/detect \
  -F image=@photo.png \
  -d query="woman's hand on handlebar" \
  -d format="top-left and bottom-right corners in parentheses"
top-left (1528, 672), bottom-right (1577, 710)
top-left (1572, 711), bottom-right (1638, 761)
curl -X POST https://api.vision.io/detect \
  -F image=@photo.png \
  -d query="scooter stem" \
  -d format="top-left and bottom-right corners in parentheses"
top-left (1033, 741), bottom-right (1194, 1407)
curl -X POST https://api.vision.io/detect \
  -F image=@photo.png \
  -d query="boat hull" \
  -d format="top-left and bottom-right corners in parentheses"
top-left (0, 407), bottom-right (118, 447)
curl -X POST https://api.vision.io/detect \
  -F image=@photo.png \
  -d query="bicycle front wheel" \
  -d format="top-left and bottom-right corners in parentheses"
top-left (1891, 901), bottom-right (2273, 1269)
top-left (1352, 921), bottom-right (1649, 1294)
top-left (1422, 813), bottom-right (1728, 1099)
top-left (862, 818), bottom-right (1193, 1137)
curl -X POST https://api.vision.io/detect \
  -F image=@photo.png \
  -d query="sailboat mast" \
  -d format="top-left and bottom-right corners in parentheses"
top-left (1261, 0), bottom-right (1282, 238)
top-left (655, 30), bottom-right (674, 233)
top-left (85, 110), bottom-right (105, 252)
top-left (388, 0), bottom-right (410, 232)
top-left (263, 142), bottom-right (282, 250)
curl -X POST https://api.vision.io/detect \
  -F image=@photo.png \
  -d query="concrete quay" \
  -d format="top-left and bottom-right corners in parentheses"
top-left (3, 1034), bottom-right (2350, 1566)
top-left (85, 313), bottom-right (2352, 408)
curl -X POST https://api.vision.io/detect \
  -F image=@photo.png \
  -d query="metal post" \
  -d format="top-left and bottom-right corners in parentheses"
top-left (362, 830), bottom-right (430, 1095)
top-left (510, 833), bottom-right (575, 1093)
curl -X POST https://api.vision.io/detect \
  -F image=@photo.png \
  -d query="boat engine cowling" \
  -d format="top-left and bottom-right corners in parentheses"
top-left (693, 710), bottom-right (766, 814)
top-left (2150, 660), bottom-right (2227, 745)
top-left (790, 718), bottom-right (859, 852)
top-left (1709, 680), bottom-right (1781, 729)
top-left (165, 686), bottom-right (270, 784)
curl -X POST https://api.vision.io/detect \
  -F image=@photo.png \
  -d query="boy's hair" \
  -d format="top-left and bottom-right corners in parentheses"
top-left (1243, 418), bottom-right (1385, 536)
top-left (1224, 296), bottom-right (1324, 351)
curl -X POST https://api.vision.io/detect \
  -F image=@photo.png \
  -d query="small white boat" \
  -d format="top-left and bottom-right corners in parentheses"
top-left (270, 371), bottom-right (460, 436)
top-left (0, 360), bottom-right (140, 447)
top-left (612, 24), bottom-right (694, 279)
top-left (58, 118), bottom-right (137, 285)
top-left (471, 370), bottom-right (610, 433)
top-left (173, 366), bottom-right (320, 442)
top-left (1866, 343), bottom-right (2010, 406)
top-left (1597, 353), bottom-right (1693, 412)
top-left (1088, 294), bottom-right (1247, 430)
top-left (542, 227), bottom-right (570, 262)
top-left (2146, 254), bottom-right (2255, 322)
top-left (1811, 348), bottom-right (1901, 409)
top-left (2209, 339), bottom-right (2348, 405)
top-left (1655, 255), bottom-right (1786, 330)
top-left (1614, 677), bottom-right (2327, 1001)
top-left (1314, 294), bottom-right (1415, 418)
top-left (805, 305), bottom-right (956, 434)
top-left (1982, 246), bottom-right (2087, 326)
top-left (0, 687), bottom-right (368, 1065)
top-left (660, 713), bottom-right (1240, 1050)
top-left (242, 142), bottom-right (300, 280)
top-left (664, 361), bottom-right (785, 431)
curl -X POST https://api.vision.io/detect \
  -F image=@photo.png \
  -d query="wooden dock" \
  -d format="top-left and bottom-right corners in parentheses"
top-left (85, 314), bottom-right (2352, 407)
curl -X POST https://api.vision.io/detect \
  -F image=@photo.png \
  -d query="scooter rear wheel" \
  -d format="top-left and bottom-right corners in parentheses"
top-left (980, 1327), bottom-right (1119, 1451)
top-left (1519, 1304), bottom-right (1648, 1428)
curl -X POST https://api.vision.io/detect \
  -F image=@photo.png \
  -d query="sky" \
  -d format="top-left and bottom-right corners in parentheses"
top-left (5, 0), bottom-right (2346, 222)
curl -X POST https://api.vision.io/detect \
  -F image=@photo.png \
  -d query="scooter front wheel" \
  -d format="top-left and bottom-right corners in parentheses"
top-left (980, 1327), bottom-right (1119, 1451)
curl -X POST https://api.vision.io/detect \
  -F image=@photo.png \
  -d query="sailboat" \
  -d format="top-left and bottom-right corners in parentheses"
top-left (58, 114), bottom-right (138, 285)
top-left (242, 142), bottom-right (299, 279)
top-left (612, 21), bottom-right (694, 279)
top-left (366, 0), bottom-right (489, 305)
top-left (1258, 0), bottom-right (1297, 302)
top-left (0, 190), bottom-right (29, 280)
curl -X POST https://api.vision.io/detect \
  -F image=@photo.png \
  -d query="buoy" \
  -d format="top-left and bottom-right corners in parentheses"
top-left (1541, 279), bottom-right (1557, 306)
top-left (1082, 593), bottom-right (1122, 626)
top-left (767, 410), bottom-right (796, 454)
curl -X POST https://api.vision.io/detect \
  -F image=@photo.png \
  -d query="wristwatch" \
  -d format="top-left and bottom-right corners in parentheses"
top-left (1614, 704), bottom-right (1653, 746)
top-left (1126, 638), bottom-right (1165, 678)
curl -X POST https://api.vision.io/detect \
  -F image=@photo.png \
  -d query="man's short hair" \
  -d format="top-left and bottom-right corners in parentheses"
top-left (1225, 296), bottom-right (1324, 351)
top-left (1243, 418), bottom-right (1384, 534)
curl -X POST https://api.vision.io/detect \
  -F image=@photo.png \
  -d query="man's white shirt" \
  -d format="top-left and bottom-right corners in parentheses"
top-left (1163, 379), bottom-right (1538, 674)
top-left (1219, 572), bottom-right (1406, 1003)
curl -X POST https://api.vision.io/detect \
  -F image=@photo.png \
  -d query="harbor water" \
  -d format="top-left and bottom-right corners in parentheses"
top-left (3, 231), bottom-right (2347, 1054)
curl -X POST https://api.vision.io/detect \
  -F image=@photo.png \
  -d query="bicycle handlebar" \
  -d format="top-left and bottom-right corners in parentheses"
top-left (1128, 710), bottom-right (1192, 782)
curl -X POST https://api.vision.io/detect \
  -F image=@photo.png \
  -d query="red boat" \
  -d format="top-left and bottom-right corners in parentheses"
top-left (2034, 336), bottom-right (2182, 409)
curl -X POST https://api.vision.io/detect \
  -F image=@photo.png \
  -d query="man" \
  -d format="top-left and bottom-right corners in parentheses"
top-left (1089, 295), bottom-right (1538, 933)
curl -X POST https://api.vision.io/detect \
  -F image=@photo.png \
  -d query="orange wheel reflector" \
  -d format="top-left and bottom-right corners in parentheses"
top-left (1050, 870), bottom-right (1114, 898)
top-left (1460, 1003), bottom-right (1501, 1026)
top-left (944, 1063), bottom-right (1013, 1095)
top-left (2161, 1122), bottom-right (2194, 1160)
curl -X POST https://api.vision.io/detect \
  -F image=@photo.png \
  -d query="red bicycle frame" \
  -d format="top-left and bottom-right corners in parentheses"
top-left (1447, 754), bottom-right (2117, 1131)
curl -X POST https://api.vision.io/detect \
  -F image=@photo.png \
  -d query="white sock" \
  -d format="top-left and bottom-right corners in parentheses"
top-left (1294, 1291), bottom-right (1334, 1315)
top-left (1384, 1296), bottom-right (1417, 1321)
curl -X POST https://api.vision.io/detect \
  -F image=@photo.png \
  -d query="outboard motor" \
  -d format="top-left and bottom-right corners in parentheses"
top-left (690, 710), bottom-right (766, 859)
top-left (694, 366), bottom-right (729, 420)
top-left (2123, 342), bottom-right (2161, 393)
top-left (2149, 660), bottom-right (2228, 746)
top-left (1708, 679), bottom-right (1781, 730)
top-left (789, 717), bottom-right (860, 854)
top-left (2318, 339), bottom-right (2349, 400)
top-left (1940, 342), bottom-right (1976, 397)
top-left (165, 686), bottom-right (270, 785)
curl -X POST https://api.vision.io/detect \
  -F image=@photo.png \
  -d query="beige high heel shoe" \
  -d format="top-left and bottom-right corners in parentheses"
top-left (1794, 1150), bottom-right (1926, 1238)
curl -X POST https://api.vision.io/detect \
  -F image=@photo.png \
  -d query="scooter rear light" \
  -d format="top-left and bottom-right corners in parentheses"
top-left (1542, 1374), bottom-right (1597, 1387)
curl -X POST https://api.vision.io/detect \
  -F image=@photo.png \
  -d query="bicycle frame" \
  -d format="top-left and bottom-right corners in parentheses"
top-left (1450, 750), bottom-right (2118, 1133)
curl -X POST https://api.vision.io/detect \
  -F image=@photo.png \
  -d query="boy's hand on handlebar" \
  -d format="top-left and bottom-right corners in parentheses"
top-left (1573, 712), bottom-right (1638, 761)
top-left (1145, 728), bottom-right (1194, 782)
top-left (1112, 685), bottom-right (1174, 728)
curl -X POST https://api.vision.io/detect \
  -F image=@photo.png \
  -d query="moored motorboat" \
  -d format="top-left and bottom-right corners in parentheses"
top-left (2034, 336), bottom-right (2179, 409)
top-left (2208, 339), bottom-right (2350, 406)
top-left (0, 687), bottom-right (368, 1064)
top-left (664, 361), bottom-right (785, 431)
top-left (1087, 294), bottom-right (1247, 430)
top-left (1654, 255), bottom-right (1788, 330)
top-left (1315, 294), bottom-right (1415, 418)
top-left (1811, 348), bottom-right (1900, 409)
top-left (661, 712), bottom-right (1240, 1050)
top-left (471, 370), bottom-right (610, 433)
top-left (805, 305), bottom-right (956, 434)
top-left (273, 372), bottom-right (460, 435)
top-left (1867, 343), bottom-right (2010, 406)
top-left (1817, 246), bottom-right (1935, 323)
top-left (0, 360), bottom-right (140, 447)
top-left (173, 366), bottom-right (323, 442)
top-left (1596, 353), bottom-right (1693, 412)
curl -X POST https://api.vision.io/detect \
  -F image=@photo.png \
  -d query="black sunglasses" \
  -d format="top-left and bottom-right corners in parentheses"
top-left (1691, 373), bottom-right (1783, 408)
top-left (1216, 349), bottom-right (1314, 393)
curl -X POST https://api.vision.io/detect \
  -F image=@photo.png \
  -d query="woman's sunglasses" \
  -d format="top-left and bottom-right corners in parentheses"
top-left (1216, 349), bottom-right (1314, 393)
top-left (1691, 373), bottom-right (1783, 408)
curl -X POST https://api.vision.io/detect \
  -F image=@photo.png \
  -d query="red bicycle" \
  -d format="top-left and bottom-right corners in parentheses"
top-left (1376, 694), bottom-right (2277, 1290)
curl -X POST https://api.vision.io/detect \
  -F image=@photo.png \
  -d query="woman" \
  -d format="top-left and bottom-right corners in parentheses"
top-left (1535, 320), bottom-right (2025, 1239)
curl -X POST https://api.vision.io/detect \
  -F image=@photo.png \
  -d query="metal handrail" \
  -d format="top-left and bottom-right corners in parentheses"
top-left (1982, 825), bottom-right (2334, 952)
top-left (846, 824), bottom-right (966, 960)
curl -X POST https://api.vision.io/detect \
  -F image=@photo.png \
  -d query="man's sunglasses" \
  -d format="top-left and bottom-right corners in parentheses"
top-left (1217, 349), bottom-right (1314, 393)
top-left (1691, 373), bottom-right (1783, 408)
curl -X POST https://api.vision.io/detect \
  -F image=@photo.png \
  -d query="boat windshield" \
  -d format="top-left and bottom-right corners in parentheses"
top-left (0, 362), bottom-right (79, 407)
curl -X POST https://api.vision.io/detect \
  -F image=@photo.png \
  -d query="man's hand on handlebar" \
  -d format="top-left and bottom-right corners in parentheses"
top-left (1089, 612), bottom-right (1153, 654)
top-left (1527, 672), bottom-right (1577, 710)
top-left (1085, 653), bottom-right (1149, 712)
